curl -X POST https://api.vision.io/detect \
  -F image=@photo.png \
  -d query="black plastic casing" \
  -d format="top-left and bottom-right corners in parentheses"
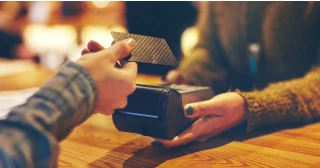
top-left (112, 84), bottom-right (193, 139)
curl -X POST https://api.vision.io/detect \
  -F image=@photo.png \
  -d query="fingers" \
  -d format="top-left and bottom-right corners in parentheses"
top-left (195, 131), bottom-right (217, 142)
top-left (154, 125), bottom-right (199, 148)
top-left (121, 62), bottom-right (138, 76)
top-left (115, 97), bottom-right (128, 109)
top-left (81, 40), bottom-right (104, 56)
top-left (82, 39), bottom-right (135, 65)
top-left (195, 121), bottom-right (220, 142)
top-left (184, 98), bottom-right (223, 118)
top-left (154, 117), bottom-right (216, 148)
top-left (107, 38), bottom-right (136, 61)
top-left (81, 48), bottom-right (90, 55)
top-left (87, 40), bottom-right (104, 52)
top-left (165, 70), bottom-right (183, 83)
top-left (117, 62), bottom-right (138, 95)
top-left (153, 116), bottom-right (225, 148)
top-left (152, 92), bottom-right (247, 148)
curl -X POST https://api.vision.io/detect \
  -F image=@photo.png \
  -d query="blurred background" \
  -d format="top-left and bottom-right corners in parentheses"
top-left (0, 1), bottom-right (199, 75)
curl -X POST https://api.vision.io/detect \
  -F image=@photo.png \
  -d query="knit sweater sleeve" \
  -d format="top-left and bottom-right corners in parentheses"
top-left (0, 61), bottom-right (98, 168)
top-left (237, 67), bottom-right (320, 132)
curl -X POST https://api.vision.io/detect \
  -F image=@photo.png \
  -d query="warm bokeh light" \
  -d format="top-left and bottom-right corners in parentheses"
top-left (67, 26), bottom-right (127, 62)
top-left (23, 24), bottom-right (77, 69)
top-left (248, 43), bottom-right (260, 55)
top-left (92, 1), bottom-right (109, 9)
top-left (28, 2), bottom-right (51, 23)
top-left (23, 24), bottom-right (77, 53)
top-left (181, 26), bottom-right (199, 57)
top-left (81, 25), bottom-right (127, 48)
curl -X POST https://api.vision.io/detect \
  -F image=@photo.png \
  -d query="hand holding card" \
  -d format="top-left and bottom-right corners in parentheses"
top-left (111, 31), bottom-right (179, 67)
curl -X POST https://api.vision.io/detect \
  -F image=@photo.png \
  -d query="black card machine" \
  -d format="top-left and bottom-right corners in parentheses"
top-left (112, 84), bottom-right (214, 139)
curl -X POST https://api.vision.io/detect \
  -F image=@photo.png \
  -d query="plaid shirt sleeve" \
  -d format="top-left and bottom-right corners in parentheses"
top-left (0, 61), bottom-right (98, 168)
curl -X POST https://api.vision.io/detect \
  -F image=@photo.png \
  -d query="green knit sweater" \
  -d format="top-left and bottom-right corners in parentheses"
top-left (178, 2), bottom-right (320, 132)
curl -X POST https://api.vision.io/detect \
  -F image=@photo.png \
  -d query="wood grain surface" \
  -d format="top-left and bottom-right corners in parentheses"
top-left (57, 114), bottom-right (320, 168)
top-left (1, 60), bottom-right (319, 168)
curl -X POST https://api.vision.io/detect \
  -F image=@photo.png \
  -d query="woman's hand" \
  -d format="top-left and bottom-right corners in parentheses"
top-left (76, 39), bottom-right (137, 115)
top-left (162, 69), bottom-right (190, 84)
top-left (153, 92), bottom-right (246, 148)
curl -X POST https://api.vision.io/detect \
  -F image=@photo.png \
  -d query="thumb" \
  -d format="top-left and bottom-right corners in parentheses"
top-left (184, 98), bottom-right (224, 118)
top-left (108, 38), bottom-right (136, 61)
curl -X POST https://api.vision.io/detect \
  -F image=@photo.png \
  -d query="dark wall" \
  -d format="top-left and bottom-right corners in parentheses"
top-left (125, 1), bottom-right (197, 75)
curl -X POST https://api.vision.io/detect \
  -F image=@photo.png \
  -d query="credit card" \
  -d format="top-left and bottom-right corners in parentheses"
top-left (111, 31), bottom-right (178, 67)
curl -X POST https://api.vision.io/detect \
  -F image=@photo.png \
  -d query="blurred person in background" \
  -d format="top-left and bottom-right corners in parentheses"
top-left (0, 1), bottom-right (35, 60)
top-left (156, 1), bottom-right (320, 148)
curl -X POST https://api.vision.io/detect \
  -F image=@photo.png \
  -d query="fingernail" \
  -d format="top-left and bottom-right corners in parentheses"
top-left (185, 105), bottom-right (194, 116)
top-left (126, 38), bottom-right (135, 47)
top-left (151, 141), bottom-right (163, 147)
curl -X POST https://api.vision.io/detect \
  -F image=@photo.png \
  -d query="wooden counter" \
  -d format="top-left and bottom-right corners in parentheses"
top-left (1, 60), bottom-right (319, 167)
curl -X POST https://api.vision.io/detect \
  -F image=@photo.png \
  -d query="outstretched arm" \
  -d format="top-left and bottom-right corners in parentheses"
top-left (238, 67), bottom-right (320, 132)
top-left (155, 67), bottom-right (320, 148)
top-left (168, 2), bottom-right (231, 93)
top-left (0, 39), bottom-right (137, 167)
top-left (0, 62), bottom-right (98, 167)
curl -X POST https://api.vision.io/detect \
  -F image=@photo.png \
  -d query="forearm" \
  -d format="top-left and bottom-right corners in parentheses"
top-left (237, 67), bottom-right (320, 132)
top-left (179, 2), bottom-right (230, 93)
top-left (179, 49), bottom-right (230, 93)
top-left (0, 61), bottom-right (98, 167)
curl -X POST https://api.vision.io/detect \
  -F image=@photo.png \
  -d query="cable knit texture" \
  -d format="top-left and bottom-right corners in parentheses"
top-left (178, 2), bottom-right (320, 132)
top-left (237, 67), bottom-right (320, 132)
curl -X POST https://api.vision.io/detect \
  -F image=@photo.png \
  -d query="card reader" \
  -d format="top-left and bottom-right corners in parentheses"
top-left (112, 84), bottom-right (214, 139)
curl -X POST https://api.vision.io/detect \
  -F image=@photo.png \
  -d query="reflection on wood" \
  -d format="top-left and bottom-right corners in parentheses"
top-left (0, 65), bottom-right (54, 91)
top-left (58, 114), bottom-right (320, 168)
top-left (1, 61), bottom-right (319, 167)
